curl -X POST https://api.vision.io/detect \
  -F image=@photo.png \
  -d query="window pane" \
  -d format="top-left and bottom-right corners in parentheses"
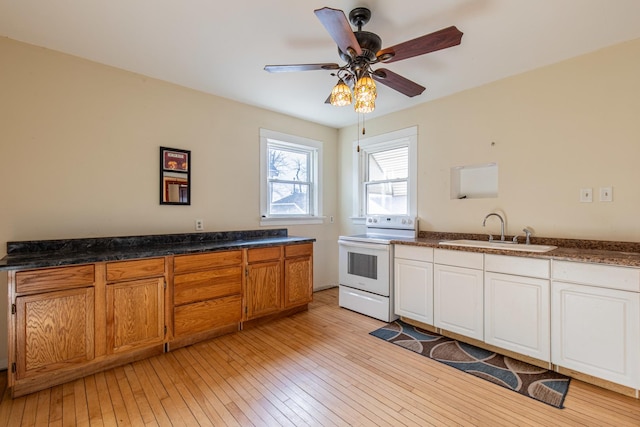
top-left (368, 146), bottom-right (408, 182)
top-left (269, 182), bottom-right (310, 214)
top-left (366, 181), bottom-right (407, 214)
top-left (268, 147), bottom-right (309, 181)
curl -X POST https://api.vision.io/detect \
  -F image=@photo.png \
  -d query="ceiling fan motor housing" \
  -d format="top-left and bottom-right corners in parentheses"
top-left (339, 31), bottom-right (382, 63)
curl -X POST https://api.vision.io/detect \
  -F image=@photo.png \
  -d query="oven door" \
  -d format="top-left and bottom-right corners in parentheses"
top-left (338, 240), bottom-right (391, 296)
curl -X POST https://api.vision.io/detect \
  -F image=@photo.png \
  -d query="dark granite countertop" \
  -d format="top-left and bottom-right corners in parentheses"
top-left (0, 229), bottom-right (315, 271)
top-left (392, 231), bottom-right (640, 268)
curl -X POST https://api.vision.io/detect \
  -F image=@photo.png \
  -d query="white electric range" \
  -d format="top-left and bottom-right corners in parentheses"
top-left (338, 215), bottom-right (418, 321)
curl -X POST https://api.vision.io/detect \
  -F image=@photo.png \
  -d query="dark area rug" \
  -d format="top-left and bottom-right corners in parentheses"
top-left (370, 320), bottom-right (570, 408)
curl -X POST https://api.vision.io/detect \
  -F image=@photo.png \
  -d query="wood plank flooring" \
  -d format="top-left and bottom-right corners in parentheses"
top-left (0, 287), bottom-right (639, 426)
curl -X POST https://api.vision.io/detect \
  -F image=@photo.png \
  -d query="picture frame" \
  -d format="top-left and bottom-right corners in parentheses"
top-left (160, 146), bottom-right (191, 205)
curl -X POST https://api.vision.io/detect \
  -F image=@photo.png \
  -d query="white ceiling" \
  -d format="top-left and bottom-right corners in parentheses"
top-left (2, 0), bottom-right (640, 128)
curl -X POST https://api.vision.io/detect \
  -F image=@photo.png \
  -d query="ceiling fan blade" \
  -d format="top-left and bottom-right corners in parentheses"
top-left (372, 68), bottom-right (426, 97)
top-left (264, 63), bottom-right (340, 73)
top-left (314, 7), bottom-right (362, 58)
top-left (377, 26), bottom-right (463, 63)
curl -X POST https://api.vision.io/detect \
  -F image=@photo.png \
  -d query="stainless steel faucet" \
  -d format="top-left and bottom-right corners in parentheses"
top-left (482, 213), bottom-right (505, 241)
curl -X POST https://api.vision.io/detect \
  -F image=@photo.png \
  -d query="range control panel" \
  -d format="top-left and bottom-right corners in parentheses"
top-left (365, 215), bottom-right (417, 230)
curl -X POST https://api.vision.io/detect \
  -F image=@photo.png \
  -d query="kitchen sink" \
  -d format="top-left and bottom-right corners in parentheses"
top-left (439, 239), bottom-right (557, 253)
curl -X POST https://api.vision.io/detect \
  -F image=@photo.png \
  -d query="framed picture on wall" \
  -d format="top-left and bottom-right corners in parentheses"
top-left (160, 146), bottom-right (191, 205)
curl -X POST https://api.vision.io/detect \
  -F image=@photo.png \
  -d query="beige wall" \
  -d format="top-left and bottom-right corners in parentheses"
top-left (339, 38), bottom-right (640, 242)
top-left (0, 38), bottom-right (341, 368)
top-left (2, 34), bottom-right (639, 370)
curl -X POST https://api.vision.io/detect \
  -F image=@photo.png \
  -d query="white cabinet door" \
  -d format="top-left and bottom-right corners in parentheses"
top-left (485, 272), bottom-right (550, 361)
top-left (394, 258), bottom-right (433, 325)
top-left (434, 264), bottom-right (484, 340)
top-left (552, 281), bottom-right (640, 388)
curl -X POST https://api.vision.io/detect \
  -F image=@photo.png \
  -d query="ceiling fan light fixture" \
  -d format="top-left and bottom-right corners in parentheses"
top-left (354, 98), bottom-right (375, 114)
top-left (330, 79), bottom-right (352, 107)
top-left (354, 74), bottom-right (377, 103)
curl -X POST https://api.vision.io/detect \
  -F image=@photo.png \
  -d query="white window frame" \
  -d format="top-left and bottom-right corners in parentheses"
top-left (352, 126), bottom-right (417, 221)
top-left (260, 128), bottom-right (323, 225)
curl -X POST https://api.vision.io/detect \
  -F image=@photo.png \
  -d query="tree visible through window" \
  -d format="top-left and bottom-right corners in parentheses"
top-left (268, 144), bottom-right (311, 215)
top-left (260, 129), bottom-right (322, 222)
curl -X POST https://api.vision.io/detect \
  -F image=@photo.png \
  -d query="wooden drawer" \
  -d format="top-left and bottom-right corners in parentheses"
top-left (395, 245), bottom-right (433, 262)
top-left (173, 250), bottom-right (242, 273)
top-left (434, 249), bottom-right (483, 270)
top-left (106, 258), bottom-right (165, 282)
top-left (16, 264), bottom-right (95, 294)
top-left (285, 243), bottom-right (313, 258)
top-left (485, 254), bottom-right (550, 279)
top-left (552, 260), bottom-right (640, 292)
top-left (174, 266), bottom-right (242, 306)
top-left (247, 246), bottom-right (282, 263)
top-left (174, 294), bottom-right (242, 337)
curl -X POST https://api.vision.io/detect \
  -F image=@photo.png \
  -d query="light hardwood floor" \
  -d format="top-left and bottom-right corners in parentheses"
top-left (1, 287), bottom-right (639, 426)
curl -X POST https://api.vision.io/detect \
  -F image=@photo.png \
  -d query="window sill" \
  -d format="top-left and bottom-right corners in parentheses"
top-left (260, 216), bottom-right (325, 226)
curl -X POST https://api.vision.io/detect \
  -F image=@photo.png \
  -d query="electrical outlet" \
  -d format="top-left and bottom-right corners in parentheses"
top-left (579, 188), bottom-right (592, 203)
top-left (600, 187), bottom-right (613, 202)
top-left (195, 219), bottom-right (204, 231)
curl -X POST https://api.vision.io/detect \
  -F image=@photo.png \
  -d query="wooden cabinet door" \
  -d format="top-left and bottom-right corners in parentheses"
top-left (394, 258), bottom-right (434, 325)
top-left (485, 272), bottom-right (550, 361)
top-left (434, 264), bottom-right (484, 341)
top-left (15, 287), bottom-right (94, 379)
top-left (106, 277), bottom-right (165, 354)
top-left (284, 255), bottom-right (313, 308)
top-left (246, 261), bottom-right (282, 319)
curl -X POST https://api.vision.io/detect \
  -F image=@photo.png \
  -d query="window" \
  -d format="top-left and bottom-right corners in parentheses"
top-left (260, 129), bottom-right (323, 225)
top-left (353, 127), bottom-right (417, 218)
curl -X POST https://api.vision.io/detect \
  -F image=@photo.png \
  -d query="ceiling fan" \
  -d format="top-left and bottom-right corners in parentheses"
top-left (264, 7), bottom-right (463, 113)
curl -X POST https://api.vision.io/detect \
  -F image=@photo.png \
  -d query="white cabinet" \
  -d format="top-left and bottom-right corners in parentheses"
top-left (551, 261), bottom-right (640, 388)
top-left (394, 246), bottom-right (434, 325)
top-left (484, 255), bottom-right (550, 361)
top-left (434, 249), bottom-right (484, 341)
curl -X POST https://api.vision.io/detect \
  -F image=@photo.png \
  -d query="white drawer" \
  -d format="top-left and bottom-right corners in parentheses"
top-left (434, 249), bottom-right (483, 270)
top-left (552, 260), bottom-right (640, 292)
top-left (394, 245), bottom-right (433, 262)
top-left (485, 254), bottom-right (550, 279)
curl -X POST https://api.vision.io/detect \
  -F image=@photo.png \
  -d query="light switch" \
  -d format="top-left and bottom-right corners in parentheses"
top-left (599, 187), bottom-right (613, 202)
top-left (580, 188), bottom-right (592, 203)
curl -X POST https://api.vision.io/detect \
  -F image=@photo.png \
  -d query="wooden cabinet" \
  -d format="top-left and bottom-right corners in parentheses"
top-left (105, 258), bottom-right (166, 354)
top-left (394, 245), bottom-right (434, 325)
top-left (171, 250), bottom-right (243, 346)
top-left (6, 241), bottom-right (313, 396)
top-left (246, 243), bottom-right (313, 323)
top-left (106, 277), bottom-right (165, 354)
top-left (284, 243), bottom-right (313, 308)
top-left (15, 286), bottom-right (95, 380)
top-left (551, 261), bottom-right (640, 388)
top-left (246, 246), bottom-right (283, 319)
top-left (9, 265), bottom-right (96, 394)
top-left (433, 249), bottom-right (484, 341)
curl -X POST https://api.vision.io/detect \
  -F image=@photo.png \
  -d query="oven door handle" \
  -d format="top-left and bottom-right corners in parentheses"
top-left (338, 240), bottom-right (390, 252)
